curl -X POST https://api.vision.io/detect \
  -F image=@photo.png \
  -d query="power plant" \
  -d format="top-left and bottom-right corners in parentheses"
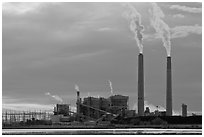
top-left (2, 39), bottom-right (202, 128)
top-left (2, 3), bottom-right (202, 133)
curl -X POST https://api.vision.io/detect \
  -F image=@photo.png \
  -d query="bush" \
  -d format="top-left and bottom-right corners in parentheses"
top-left (151, 117), bottom-right (167, 125)
top-left (143, 121), bottom-right (151, 125)
top-left (130, 119), bottom-right (140, 125)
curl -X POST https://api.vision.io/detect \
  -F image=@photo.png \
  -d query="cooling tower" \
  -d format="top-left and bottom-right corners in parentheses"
top-left (166, 56), bottom-right (172, 116)
top-left (138, 53), bottom-right (144, 116)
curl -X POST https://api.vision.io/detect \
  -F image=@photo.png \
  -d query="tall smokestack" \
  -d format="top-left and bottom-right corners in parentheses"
top-left (150, 3), bottom-right (173, 116)
top-left (166, 57), bottom-right (172, 116)
top-left (122, 3), bottom-right (145, 116)
top-left (138, 53), bottom-right (144, 116)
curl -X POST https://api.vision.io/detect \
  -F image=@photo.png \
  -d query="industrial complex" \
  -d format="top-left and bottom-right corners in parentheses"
top-left (2, 52), bottom-right (201, 128)
top-left (2, 3), bottom-right (201, 129)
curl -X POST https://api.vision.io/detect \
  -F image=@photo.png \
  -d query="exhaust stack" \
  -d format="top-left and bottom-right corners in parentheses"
top-left (138, 53), bottom-right (144, 116)
top-left (166, 56), bottom-right (172, 116)
top-left (76, 91), bottom-right (80, 115)
top-left (75, 84), bottom-right (80, 121)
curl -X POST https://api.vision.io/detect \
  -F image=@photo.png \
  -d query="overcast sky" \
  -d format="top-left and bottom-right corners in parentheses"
top-left (2, 2), bottom-right (202, 115)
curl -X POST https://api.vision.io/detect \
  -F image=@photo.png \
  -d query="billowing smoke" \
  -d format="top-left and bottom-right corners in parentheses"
top-left (150, 3), bottom-right (171, 56)
top-left (70, 106), bottom-right (77, 113)
top-left (45, 92), bottom-right (63, 103)
top-left (133, 101), bottom-right (178, 115)
top-left (123, 3), bottom-right (144, 53)
top-left (108, 80), bottom-right (113, 95)
top-left (75, 84), bottom-right (79, 91)
top-left (133, 101), bottom-right (165, 112)
top-left (144, 101), bottom-right (166, 112)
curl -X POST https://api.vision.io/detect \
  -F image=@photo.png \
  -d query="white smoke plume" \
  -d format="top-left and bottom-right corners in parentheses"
top-left (133, 101), bottom-right (165, 112)
top-left (75, 84), bottom-right (79, 91)
top-left (45, 92), bottom-right (63, 103)
top-left (133, 101), bottom-right (179, 115)
top-left (123, 3), bottom-right (144, 53)
top-left (144, 101), bottom-right (166, 112)
top-left (70, 106), bottom-right (77, 113)
top-left (108, 80), bottom-right (113, 95)
top-left (150, 3), bottom-right (171, 56)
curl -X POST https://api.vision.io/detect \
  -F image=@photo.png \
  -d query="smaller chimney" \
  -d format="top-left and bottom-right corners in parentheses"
top-left (76, 91), bottom-right (80, 121)
top-left (77, 91), bottom-right (80, 102)
top-left (182, 104), bottom-right (187, 117)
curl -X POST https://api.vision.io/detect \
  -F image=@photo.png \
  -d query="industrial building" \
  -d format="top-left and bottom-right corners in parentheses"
top-left (51, 104), bottom-right (72, 123)
top-left (81, 97), bottom-right (110, 119)
top-left (79, 95), bottom-right (132, 120)
top-left (109, 95), bottom-right (129, 115)
top-left (49, 94), bottom-right (134, 123)
top-left (54, 104), bottom-right (70, 116)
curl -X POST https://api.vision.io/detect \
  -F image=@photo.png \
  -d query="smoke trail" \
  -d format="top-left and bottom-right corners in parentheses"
top-left (45, 92), bottom-right (63, 103)
top-left (144, 101), bottom-right (166, 112)
top-left (75, 84), bottom-right (79, 91)
top-left (133, 101), bottom-right (165, 111)
top-left (150, 3), bottom-right (171, 56)
top-left (108, 80), bottom-right (113, 95)
top-left (123, 3), bottom-right (144, 53)
top-left (70, 106), bottom-right (77, 113)
top-left (133, 101), bottom-right (179, 115)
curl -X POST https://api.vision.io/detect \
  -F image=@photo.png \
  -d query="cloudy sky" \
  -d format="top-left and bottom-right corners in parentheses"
top-left (2, 2), bottom-right (202, 115)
